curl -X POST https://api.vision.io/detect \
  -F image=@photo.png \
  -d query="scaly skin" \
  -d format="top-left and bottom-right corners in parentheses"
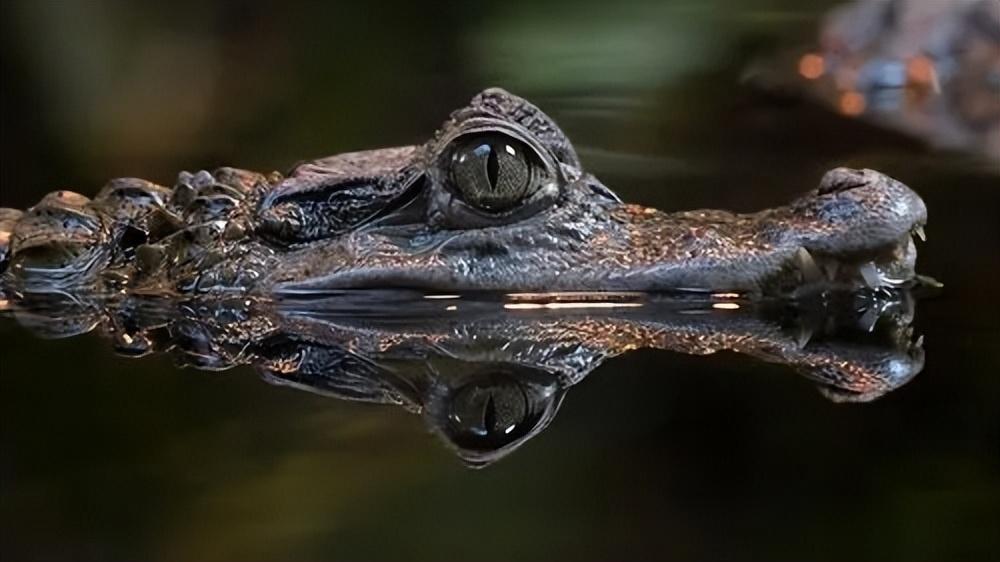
top-left (0, 89), bottom-right (929, 297)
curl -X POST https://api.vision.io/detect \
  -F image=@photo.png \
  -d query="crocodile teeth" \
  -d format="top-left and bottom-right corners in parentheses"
top-left (857, 305), bottom-right (880, 332)
top-left (796, 325), bottom-right (813, 349)
top-left (796, 247), bottom-right (823, 283)
top-left (859, 262), bottom-right (881, 289)
top-left (913, 225), bottom-right (926, 242)
top-left (915, 274), bottom-right (944, 289)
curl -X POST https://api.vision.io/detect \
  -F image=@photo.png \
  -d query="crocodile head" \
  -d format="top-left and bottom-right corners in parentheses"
top-left (0, 88), bottom-right (929, 296)
top-left (256, 88), bottom-right (928, 295)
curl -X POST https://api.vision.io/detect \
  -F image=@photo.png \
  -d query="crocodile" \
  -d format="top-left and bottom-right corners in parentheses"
top-left (0, 88), bottom-right (930, 297)
top-left (7, 289), bottom-right (924, 466)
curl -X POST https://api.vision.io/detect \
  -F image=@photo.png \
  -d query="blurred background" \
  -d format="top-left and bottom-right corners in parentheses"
top-left (1, 1), bottom-right (998, 561)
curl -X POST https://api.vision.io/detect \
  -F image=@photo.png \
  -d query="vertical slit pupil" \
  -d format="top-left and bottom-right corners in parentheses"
top-left (484, 393), bottom-right (497, 434)
top-left (485, 143), bottom-right (499, 191)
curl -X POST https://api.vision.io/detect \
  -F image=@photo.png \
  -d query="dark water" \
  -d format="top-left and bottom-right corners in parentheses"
top-left (2, 1), bottom-right (998, 561)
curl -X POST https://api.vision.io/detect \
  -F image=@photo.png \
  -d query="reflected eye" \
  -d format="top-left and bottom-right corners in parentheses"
top-left (448, 379), bottom-right (529, 441)
top-left (449, 134), bottom-right (539, 212)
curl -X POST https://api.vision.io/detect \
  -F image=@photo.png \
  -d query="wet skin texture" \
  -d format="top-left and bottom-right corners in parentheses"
top-left (0, 89), bottom-right (929, 296)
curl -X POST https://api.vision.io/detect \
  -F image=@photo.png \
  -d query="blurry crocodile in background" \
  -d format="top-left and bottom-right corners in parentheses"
top-left (745, 0), bottom-right (1000, 162)
top-left (5, 289), bottom-right (925, 466)
top-left (0, 89), bottom-right (931, 298)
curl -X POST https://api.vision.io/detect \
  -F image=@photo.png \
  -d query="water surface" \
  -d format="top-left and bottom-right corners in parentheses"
top-left (1, 1), bottom-right (998, 561)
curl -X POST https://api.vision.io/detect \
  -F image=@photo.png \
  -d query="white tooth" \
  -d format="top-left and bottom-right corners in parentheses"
top-left (915, 274), bottom-right (944, 289)
top-left (796, 247), bottom-right (822, 283)
top-left (796, 325), bottom-right (813, 349)
top-left (859, 262), bottom-right (881, 289)
top-left (914, 335), bottom-right (925, 348)
top-left (913, 225), bottom-right (926, 242)
top-left (858, 306), bottom-right (879, 332)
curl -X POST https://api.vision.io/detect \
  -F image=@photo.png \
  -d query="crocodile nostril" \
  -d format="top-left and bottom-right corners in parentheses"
top-left (818, 167), bottom-right (869, 194)
top-left (118, 225), bottom-right (148, 253)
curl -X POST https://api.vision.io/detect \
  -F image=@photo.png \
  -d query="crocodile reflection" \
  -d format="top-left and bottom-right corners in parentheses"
top-left (6, 290), bottom-right (925, 466)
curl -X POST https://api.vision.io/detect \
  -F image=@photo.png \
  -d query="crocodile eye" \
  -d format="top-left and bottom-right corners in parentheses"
top-left (449, 134), bottom-right (537, 212)
top-left (447, 379), bottom-right (530, 442)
